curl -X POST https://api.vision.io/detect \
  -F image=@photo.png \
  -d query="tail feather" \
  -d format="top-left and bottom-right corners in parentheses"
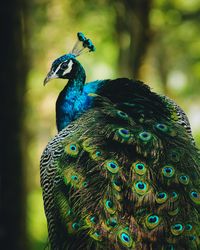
top-left (41, 89), bottom-right (200, 249)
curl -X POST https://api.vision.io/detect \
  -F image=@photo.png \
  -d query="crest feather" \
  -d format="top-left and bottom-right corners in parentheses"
top-left (70, 32), bottom-right (96, 57)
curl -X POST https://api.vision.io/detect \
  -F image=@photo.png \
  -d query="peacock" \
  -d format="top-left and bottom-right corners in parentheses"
top-left (40, 32), bottom-right (200, 250)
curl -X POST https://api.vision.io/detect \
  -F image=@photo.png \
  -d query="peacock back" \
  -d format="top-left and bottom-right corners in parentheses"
top-left (41, 78), bottom-right (200, 250)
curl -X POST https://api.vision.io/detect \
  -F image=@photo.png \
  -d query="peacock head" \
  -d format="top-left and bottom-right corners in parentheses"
top-left (44, 32), bottom-right (95, 85)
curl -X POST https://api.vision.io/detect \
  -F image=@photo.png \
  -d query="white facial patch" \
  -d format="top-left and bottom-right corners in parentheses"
top-left (62, 60), bottom-right (73, 76)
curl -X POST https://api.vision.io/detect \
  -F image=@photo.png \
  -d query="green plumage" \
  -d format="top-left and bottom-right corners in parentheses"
top-left (41, 78), bottom-right (200, 250)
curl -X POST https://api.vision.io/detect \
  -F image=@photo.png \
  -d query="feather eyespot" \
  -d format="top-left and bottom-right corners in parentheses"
top-left (145, 215), bottom-right (160, 229)
top-left (171, 191), bottom-right (179, 201)
top-left (117, 110), bottom-right (129, 119)
top-left (136, 163), bottom-right (144, 170)
top-left (85, 215), bottom-right (98, 227)
top-left (66, 221), bottom-right (80, 234)
top-left (113, 178), bottom-right (122, 191)
top-left (118, 229), bottom-right (133, 247)
top-left (134, 181), bottom-right (148, 195)
top-left (179, 175), bottom-right (190, 185)
top-left (69, 174), bottom-right (82, 188)
top-left (72, 222), bottom-right (80, 230)
top-left (132, 161), bottom-right (147, 175)
top-left (121, 233), bottom-right (130, 243)
top-left (95, 151), bottom-right (102, 157)
top-left (105, 160), bottom-right (119, 174)
top-left (191, 191), bottom-right (198, 198)
top-left (107, 218), bottom-right (117, 227)
top-left (168, 207), bottom-right (179, 216)
top-left (188, 235), bottom-right (196, 241)
top-left (162, 166), bottom-right (175, 178)
top-left (105, 200), bottom-right (114, 211)
top-left (171, 223), bottom-right (184, 236)
top-left (106, 200), bottom-right (113, 208)
top-left (117, 128), bottom-right (131, 140)
top-left (139, 131), bottom-right (152, 142)
top-left (169, 149), bottom-right (181, 162)
top-left (65, 143), bottom-right (80, 157)
top-left (63, 168), bottom-right (84, 188)
top-left (185, 223), bottom-right (193, 231)
top-left (94, 231), bottom-right (100, 237)
top-left (136, 182), bottom-right (146, 189)
top-left (70, 145), bottom-right (76, 150)
top-left (171, 153), bottom-right (179, 162)
top-left (104, 199), bottom-right (116, 214)
top-left (189, 190), bottom-right (200, 205)
top-left (90, 216), bottom-right (97, 224)
top-left (155, 123), bottom-right (168, 132)
top-left (82, 181), bottom-right (88, 187)
top-left (90, 230), bottom-right (102, 241)
top-left (156, 192), bottom-right (168, 204)
top-left (90, 150), bottom-right (103, 160)
top-left (71, 175), bottom-right (78, 181)
top-left (90, 150), bottom-right (103, 161)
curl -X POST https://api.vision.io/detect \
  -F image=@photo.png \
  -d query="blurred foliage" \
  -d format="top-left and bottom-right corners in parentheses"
top-left (25, 0), bottom-right (200, 249)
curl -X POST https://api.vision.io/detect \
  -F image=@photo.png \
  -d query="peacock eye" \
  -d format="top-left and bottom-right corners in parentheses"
top-left (145, 214), bottom-right (160, 229)
top-left (60, 62), bottom-right (68, 70)
top-left (170, 223), bottom-right (184, 236)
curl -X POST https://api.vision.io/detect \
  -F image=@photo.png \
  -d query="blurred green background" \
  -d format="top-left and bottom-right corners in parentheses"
top-left (1, 0), bottom-right (200, 249)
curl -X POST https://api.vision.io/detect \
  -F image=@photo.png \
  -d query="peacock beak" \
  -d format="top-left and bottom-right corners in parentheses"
top-left (43, 70), bottom-right (58, 85)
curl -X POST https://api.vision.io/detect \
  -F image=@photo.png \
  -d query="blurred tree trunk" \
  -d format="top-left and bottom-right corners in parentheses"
top-left (114, 0), bottom-right (153, 78)
top-left (0, 0), bottom-right (28, 249)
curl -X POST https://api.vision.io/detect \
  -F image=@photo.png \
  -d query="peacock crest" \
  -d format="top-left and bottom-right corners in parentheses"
top-left (70, 32), bottom-right (96, 56)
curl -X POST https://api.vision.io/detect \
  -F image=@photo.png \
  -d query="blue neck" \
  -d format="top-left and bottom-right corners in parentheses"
top-left (56, 64), bottom-right (86, 131)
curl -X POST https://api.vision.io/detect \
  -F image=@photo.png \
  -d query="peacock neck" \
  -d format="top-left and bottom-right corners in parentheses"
top-left (56, 65), bottom-right (86, 131)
